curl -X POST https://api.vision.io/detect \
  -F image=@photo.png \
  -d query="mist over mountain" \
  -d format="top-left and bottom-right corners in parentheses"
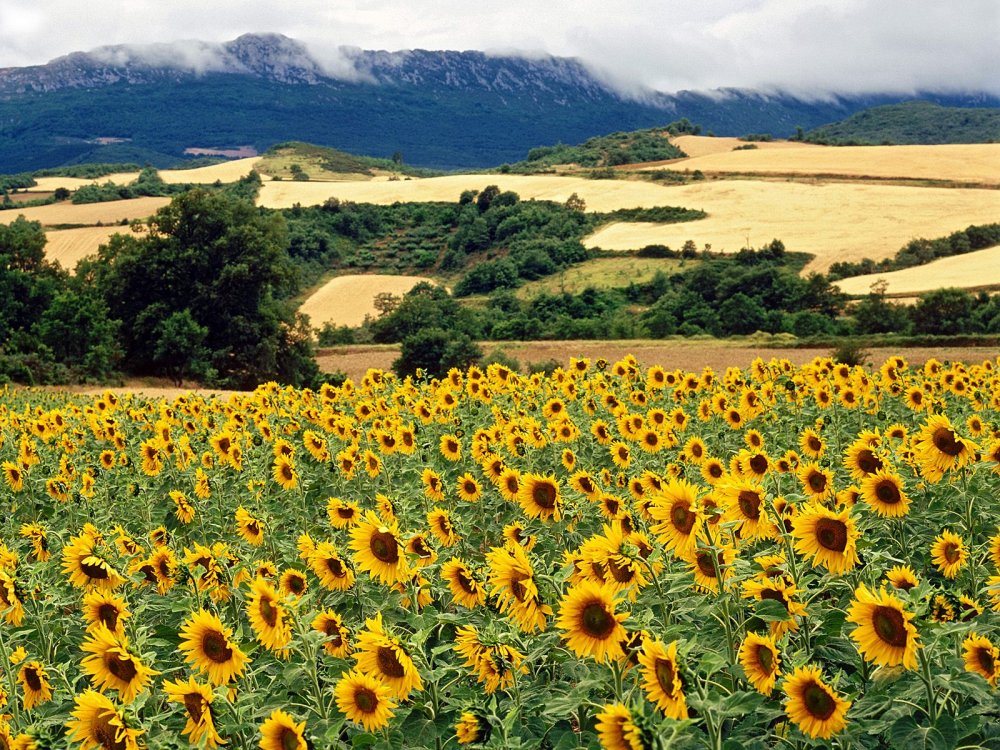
top-left (1, 33), bottom-right (997, 172)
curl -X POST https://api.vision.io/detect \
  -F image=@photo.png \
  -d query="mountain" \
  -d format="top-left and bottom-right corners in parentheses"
top-left (1, 34), bottom-right (998, 172)
top-left (805, 101), bottom-right (1000, 145)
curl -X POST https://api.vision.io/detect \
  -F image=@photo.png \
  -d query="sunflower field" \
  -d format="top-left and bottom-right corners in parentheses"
top-left (1, 354), bottom-right (1000, 749)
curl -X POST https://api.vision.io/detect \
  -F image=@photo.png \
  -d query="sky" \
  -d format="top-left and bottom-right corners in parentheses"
top-left (0, 0), bottom-right (997, 96)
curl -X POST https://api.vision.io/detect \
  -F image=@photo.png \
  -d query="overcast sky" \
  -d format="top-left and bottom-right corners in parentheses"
top-left (1, 0), bottom-right (997, 95)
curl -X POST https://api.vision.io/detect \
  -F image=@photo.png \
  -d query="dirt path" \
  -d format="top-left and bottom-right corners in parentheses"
top-left (317, 342), bottom-right (1000, 381)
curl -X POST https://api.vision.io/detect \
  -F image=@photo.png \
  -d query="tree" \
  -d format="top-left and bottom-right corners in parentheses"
top-left (89, 189), bottom-right (316, 388)
top-left (152, 309), bottom-right (212, 386)
top-left (564, 193), bottom-right (586, 212)
top-left (393, 328), bottom-right (481, 379)
top-left (909, 288), bottom-right (977, 335)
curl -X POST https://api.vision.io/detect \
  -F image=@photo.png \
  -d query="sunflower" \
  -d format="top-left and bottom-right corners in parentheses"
top-left (66, 690), bottom-right (143, 750)
top-left (739, 632), bottom-right (781, 695)
top-left (455, 712), bottom-right (488, 745)
top-left (456, 473), bottom-right (482, 502)
top-left (718, 478), bottom-right (776, 540)
top-left (81, 590), bottom-right (130, 637)
top-left (796, 462), bottom-right (834, 501)
top-left (278, 568), bottom-right (308, 599)
top-left (843, 439), bottom-right (884, 480)
top-left (312, 610), bottom-right (351, 657)
top-left (638, 638), bottom-right (688, 720)
top-left (131, 547), bottom-right (178, 594)
top-left (170, 491), bottom-right (195, 524)
top-left (163, 676), bottom-right (226, 749)
top-left (741, 577), bottom-right (807, 637)
top-left (798, 428), bottom-right (825, 459)
top-left (349, 511), bottom-right (409, 586)
top-left (859, 469), bottom-right (910, 518)
top-left (782, 665), bottom-right (851, 740)
top-left (308, 542), bottom-right (356, 591)
top-left (791, 503), bottom-right (860, 575)
top-left (930, 529), bottom-right (967, 579)
top-left (441, 558), bottom-right (486, 609)
top-left (912, 413), bottom-right (978, 483)
top-left (61, 534), bottom-right (125, 592)
top-left (258, 709), bottom-right (307, 750)
top-left (427, 508), bottom-right (459, 547)
top-left (594, 704), bottom-right (645, 750)
top-left (17, 662), bottom-right (52, 710)
top-left (440, 434), bottom-right (462, 461)
top-left (268, 454), bottom-right (297, 490)
top-left (178, 609), bottom-right (249, 685)
top-left (502, 522), bottom-right (537, 551)
top-left (685, 543), bottom-right (736, 593)
top-left (556, 581), bottom-right (628, 663)
top-left (486, 544), bottom-right (552, 633)
top-left (327, 497), bottom-right (361, 528)
top-left (20, 523), bottom-right (52, 562)
top-left (646, 478), bottom-right (705, 558)
top-left (334, 669), bottom-right (397, 732)
top-left (884, 565), bottom-right (919, 591)
top-left (421, 468), bottom-right (445, 501)
top-left (516, 473), bottom-right (563, 522)
top-left (246, 577), bottom-right (293, 654)
top-left (0, 571), bottom-right (24, 627)
top-left (497, 467), bottom-right (522, 501)
top-left (3, 462), bottom-right (25, 492)
top-left (962, 633), bottom-right (999, 687)
top-left (846, 584), bottom-right (920, 670)
top-left (354, 612), bottom-right (423, 699)
top-left (80, 626), bottom-right (158, 703)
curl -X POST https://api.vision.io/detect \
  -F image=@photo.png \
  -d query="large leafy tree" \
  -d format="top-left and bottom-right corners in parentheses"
top-left (84, 189), bottom-right (318, 388)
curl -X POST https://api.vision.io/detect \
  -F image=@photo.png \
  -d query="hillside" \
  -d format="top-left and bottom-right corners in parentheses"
top-left (2, 34), bottom-right (999, 172)
top-left (805, 101), bottom-right (1000, 145)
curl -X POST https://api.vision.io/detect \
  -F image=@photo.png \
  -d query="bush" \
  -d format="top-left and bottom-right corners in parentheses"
top-left (830, 341), bottom-right (870, 367)
top-left (393, 328), bottom-right (482, 380)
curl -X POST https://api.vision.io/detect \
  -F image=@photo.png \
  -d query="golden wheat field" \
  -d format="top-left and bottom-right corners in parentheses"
top-left (670, 135), bottom-right (822, 158)
top-left (663, 143), bottom-right (1000, 185)
top-left (0, 196), bottom-right (171, 227)
top-left (28, 158), bottom-right (265, 191)
top-left (835, 244), bottom-right (1000, 296)
top-left (300, 274), bottom-right (437, 328)
top-left (42, 226), bottom-right (132, 271)
top-left (257, 174), bottom-right (684, 212)
top-left (583, 181), bottom-right (1000, 273)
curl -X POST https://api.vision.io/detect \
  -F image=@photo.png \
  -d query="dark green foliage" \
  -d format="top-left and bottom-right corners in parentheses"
top-left (515, 126), bottom-right (687, 172)
top-left (831, 341), bottom-right (870, 367)
top-left (0, 217), bottom-right (120, 382)
top-left (805, 101), bottom-right (1000, 145)
top-left (739, 133), bottom-right (773, 142)
top-left (393, 328), bottom-right (482, 379)
top-left (909, 288), bottom-right (978, 335)
top-left (317, 324), bottom-right (357, 346)
top-left (370, 282), bottom-right (481, 344)
top-left (85, 189), bottom-right (319, 389)
top-left (71, 166), bottom-right (188, 204)
top-left (827, 224), bottom-right (1000, 280)
top-left (32, 163), bottom-right (142, 179)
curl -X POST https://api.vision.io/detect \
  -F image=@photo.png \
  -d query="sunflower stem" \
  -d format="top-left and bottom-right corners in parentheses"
top-left (0, 625), bottom-right (21, 725)
top-left (917, 647), bottom-right (937, 723)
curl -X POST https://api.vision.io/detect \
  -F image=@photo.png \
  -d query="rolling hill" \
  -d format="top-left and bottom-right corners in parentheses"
top-left (805, 101), bottom-right (1000, 144)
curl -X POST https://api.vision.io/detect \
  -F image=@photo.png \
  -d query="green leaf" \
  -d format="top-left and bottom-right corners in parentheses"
top-left (754, 598), bottom-right (792, 622)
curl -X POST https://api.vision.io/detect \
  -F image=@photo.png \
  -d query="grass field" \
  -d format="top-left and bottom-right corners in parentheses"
top-left (30, 158), bottom-right (264, 191)
top-left (516, 255), bottom-right (690, 297)
top-left (0, 196), bottom-right (171, 227)
top-left (582, 181), bottom-right (1000, 273)
top-left (835, 244), bottom-right (1000, 296)
top-left (662, 142), bottom-right (1000, 185)
top-left (300, 274), bottom-right (436, 328)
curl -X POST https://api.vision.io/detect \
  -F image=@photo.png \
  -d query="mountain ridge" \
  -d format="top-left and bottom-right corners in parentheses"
top-left (1, 34), bottom-right (997, 172)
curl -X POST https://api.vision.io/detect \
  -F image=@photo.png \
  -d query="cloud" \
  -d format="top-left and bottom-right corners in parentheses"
top-left (0, 0), bottom-right (996, 95)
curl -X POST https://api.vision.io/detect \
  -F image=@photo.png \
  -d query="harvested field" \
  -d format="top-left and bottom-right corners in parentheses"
top-left (44, 225), bottom-right (130, 271)
top-left (516, 256), bottom-right (690, 297)
top-left (317, 340), bottom-right (1000, 382)
top-left (300, 274), bottom-right (435, 328)
top-left (0, 196), bottom-right (170, 227)
top-left (671, 135), bottom-right (821, 158)
top-left (834, 244), bottom-right (1000, 296)
top-left (28, 158), bottom-right (264, 191)
top-left (583, 181), bottom-right (1000, 273)
top-left (664, 143), bottom-right (1000, 185)
top-left (258, 174), bottom-right (687, 212)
